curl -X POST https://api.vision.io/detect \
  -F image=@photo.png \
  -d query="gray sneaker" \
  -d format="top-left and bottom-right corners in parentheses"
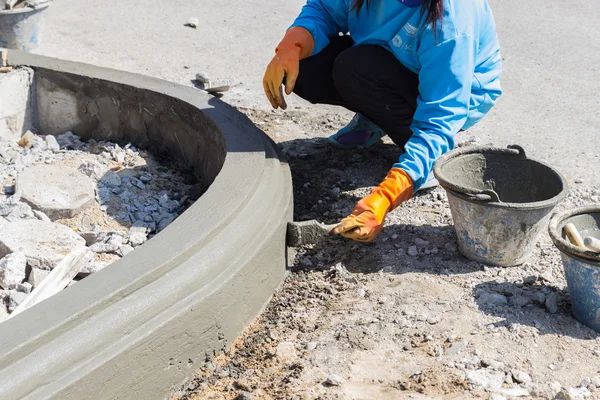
top-left (417, 173), bottom-right (439, 192)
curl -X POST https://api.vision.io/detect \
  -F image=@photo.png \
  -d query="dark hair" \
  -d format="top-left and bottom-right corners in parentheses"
top-left (352, 0), bottom-right (444, 32)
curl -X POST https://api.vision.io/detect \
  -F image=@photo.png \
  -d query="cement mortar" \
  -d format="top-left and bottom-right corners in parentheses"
top-left (0, 51), bottom-right (292, 400)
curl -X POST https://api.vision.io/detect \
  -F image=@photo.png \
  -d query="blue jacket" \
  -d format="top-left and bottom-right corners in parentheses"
top-left (291, 0), bottom-right (502, 190)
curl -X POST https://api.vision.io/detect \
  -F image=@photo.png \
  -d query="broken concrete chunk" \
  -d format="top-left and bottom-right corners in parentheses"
top-left (99, 170), bottom-right (122, 188)
top-left (7, 290), bottom-right (28, 312)
top-left (16, 281), bottom-right (32, 294)
top-left (0, 252), bottom-right (27, 289)
top-left (78, 261), bottom-right (109, 277)
top-left (186, 17), bottom-right (199, 28)
top-left (465, 369), bottom-right (505, 391)
top-left (89, 234), bottom-right (123, 253)
top-left (0, 220), bottom-right (86, 270)
top-left (33, 209), bottom-right (51, 222)
top-left (27, 267), bottom-right (50, 288)
top-left (78, 160), bottom-right (107, 181)
top-left (44, 135), bottom-right (60, 152)
top-left (325, 375), bottom-right (345, 387)
top-left (17, 165), bottom-right (95, 220)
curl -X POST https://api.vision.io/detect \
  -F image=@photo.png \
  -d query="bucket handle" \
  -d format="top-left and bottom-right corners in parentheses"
top-left (442, 145), bottom-right (527, 203)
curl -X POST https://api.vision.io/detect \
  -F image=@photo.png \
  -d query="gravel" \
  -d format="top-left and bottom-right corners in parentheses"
top-left (0, 131), bottom-right (201, 318)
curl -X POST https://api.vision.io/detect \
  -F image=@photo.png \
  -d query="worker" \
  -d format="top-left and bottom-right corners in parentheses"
top-left (263, 0), bottom-right (502, 243)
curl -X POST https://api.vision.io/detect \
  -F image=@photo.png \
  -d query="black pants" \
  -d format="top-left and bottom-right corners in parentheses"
top-left (293, 36), bottom-right (420, 147)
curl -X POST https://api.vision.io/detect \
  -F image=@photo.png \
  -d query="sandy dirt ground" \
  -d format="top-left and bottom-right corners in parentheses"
top-left (168, 110), bottom-right (600, 400)
top-left (34, 1), bottom-right (600, 399)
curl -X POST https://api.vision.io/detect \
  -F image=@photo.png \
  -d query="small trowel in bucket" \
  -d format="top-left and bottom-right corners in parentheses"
top-left (286, 220), bottom-right (341, 247)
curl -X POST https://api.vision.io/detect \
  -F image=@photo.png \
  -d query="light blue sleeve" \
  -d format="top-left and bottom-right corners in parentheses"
top-left (289, 0), bottom-right (350, 55)
top-left (394, 34), bottom-right (478, 191)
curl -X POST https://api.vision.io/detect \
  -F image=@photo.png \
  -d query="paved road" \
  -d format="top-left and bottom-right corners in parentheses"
top-left (41, 0), bottom-right (600, 187)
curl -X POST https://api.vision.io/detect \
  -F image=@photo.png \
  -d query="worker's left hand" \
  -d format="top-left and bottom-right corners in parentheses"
top-left (333, 168), bottom-right (414, 242)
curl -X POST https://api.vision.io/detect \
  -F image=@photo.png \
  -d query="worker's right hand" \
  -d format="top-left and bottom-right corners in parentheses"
top-left (263, 27), bottom-right (314, 110)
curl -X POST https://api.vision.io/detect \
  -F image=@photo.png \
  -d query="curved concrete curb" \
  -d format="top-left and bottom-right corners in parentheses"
top-left (0, 51), bottom-right (293, 400)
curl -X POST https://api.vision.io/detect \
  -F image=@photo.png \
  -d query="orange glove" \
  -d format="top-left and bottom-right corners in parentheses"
top-left (333, 168), bottom-right (414, 242)
top-left (263, 27), bottom-right (314, 110)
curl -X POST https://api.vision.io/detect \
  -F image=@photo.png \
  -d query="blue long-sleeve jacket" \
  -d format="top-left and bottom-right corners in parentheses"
top-left (290, 0), bottom-right (502, 190)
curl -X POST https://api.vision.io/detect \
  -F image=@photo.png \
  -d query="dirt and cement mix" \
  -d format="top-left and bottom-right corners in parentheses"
top-left (0, 130), bottom-right (200, 320)
top-left (173, 109), bottom-right (600, 400)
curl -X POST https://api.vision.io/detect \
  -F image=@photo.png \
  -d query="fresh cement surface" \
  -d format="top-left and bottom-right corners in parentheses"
top-left (0, 54), bottom-right (292, 400)
top-left (40, 0), bottom-right (600, 187)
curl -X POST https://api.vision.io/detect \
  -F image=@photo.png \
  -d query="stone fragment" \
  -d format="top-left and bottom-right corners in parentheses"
top-left (28, 267), bottom-right (50, 288)
top-left (97, 187), bottom-right (112, 205)
top-left (89, 234), bottom-right (122, 253)
top-left (128, 222), bottom-right (149, 247)
top-left (78, 160), bottom-right (106, 181)
top-left (7, 290), bottom-right (28, 312)
top-left (33, 209), bottom-right (51, 222)
top-left (17, 165), bottom-right (95, 219)
top-left (555, 387), bottom-right (592, 400)
top-left (118, 245), bottom-right (135, 257)
top-left (78, 261), bottom-right (109, 277)
top-left (0, 199), bottom-right (35, 222)
top-left (55, 131), bottom-right (84, 150)
top-left (16, 282), bottom-right (32, 294)
top-left (306, 342), bottom-right (318, 351)
top-left (275, 342), bottom-right (296, 363)
top-left (45, 135), bottom-right (60, 152)
top-left (325, 375), bottom-right (345, 386)
top-left (99, 170), bottom-right (122, 188)
top-left (478, 292), bottom-right (508, 307)
top-left (0, 220), bottom-right (86, 270)
top-left (187, 17), bottom-right (199, 28)
top-left (546, 292), bottom-right (559, 314)
top-left (157, 214), bottom-right (176, 232)
top-left (511, 369), bottom-right (532, 384)
top-left (407, 246), bottom-right (418, 257)
top-left (446, 340), bottom-right (468, 356)
top-left (0, 252), bottom-right (27, 289)
top-left (465, 369), bottom-right (505, 391)
top-left (499, 387), bottom-right (530, 397)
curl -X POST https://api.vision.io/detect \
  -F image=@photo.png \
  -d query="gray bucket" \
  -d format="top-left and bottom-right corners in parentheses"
top-left (549, 206), bottom-right (600, 332)
top-left (0, 3), bottom-right (51, 52)
top-left (433, 145), bottom-right (568, 267)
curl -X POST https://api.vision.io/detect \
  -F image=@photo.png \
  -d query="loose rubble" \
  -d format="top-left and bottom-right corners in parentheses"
top-left (0, 131), bottom-right (201, 319)
top-left (174, 109), bottom-right (600, 400)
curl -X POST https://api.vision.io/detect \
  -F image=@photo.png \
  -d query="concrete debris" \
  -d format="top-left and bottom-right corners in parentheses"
top-left (555, 387), bottom-right (592, 400)
top-left (16, 281), bottom-right (32, 294)
top-left (274, 342), bottom-right (296, 363)
top-left (0, 220), bottom-right (86, 270)
top-left (511, 369), bottom-right (532, 384)
top-left (465, 369), bottom-right (505, 391)
top-left (498, 386), bottom-right (530, 397)
top-left (17, 165), bottom-right (95, 220)
top-left (186, 17), bottom-right (199, 28)
top-left (78, 261), bottom-right (109, 277)
top-left (7, 290), bottom-right (27, 312)
top-left (27, 268), bottom-right (49, 288)
top-left (477, 291), bottom-right (508, 307)
top-left (0, 252), bottom-right (27, 289)
top-left (0, 130), bottom-right (194, 318)
top-left (325, 374), bottom-right (345, 386)
top-left (0, 49), bottom-right (6, 68)
top-left (89, 234), bottom-right (122, 254)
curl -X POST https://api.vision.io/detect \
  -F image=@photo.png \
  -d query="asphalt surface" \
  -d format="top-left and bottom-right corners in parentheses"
top-left (39, 0), bottom-right (600, 187)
